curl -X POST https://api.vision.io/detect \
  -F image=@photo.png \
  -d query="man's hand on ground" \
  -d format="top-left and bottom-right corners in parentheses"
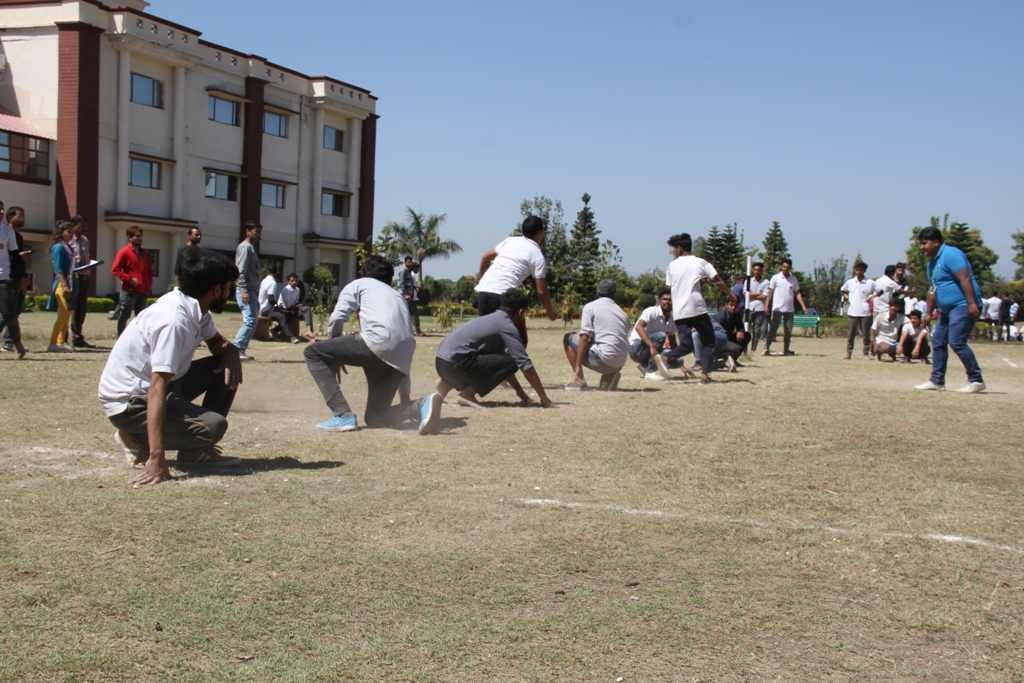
top-left (130, 454), bottom-right (172, 486)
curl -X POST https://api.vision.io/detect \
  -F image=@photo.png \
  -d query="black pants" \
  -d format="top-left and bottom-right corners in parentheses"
top-left (71, 274), bottom-right (92, 343)
top-left (263, 306), bottom-right (299, 341)
top-left (304, 333), bottom-right (418, 428)
top-left (665, 315), bottom-right (714, 371)
top-left (766, 311), bottom-right (794, 352)
top-left (0, 280), bottom-right (23, 346)
top-left (108, 355), bottom-right (236, 451)
top-left (901, 335), bottom-right (931, 360)
top-left (436, 354), bottom-right (518, 397)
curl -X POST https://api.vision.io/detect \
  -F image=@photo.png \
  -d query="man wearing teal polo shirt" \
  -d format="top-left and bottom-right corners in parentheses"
top-left (914, 226), bottom-right (985, 393)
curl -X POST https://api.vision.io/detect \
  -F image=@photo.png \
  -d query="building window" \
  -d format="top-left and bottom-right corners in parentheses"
top-left (261, 182), bottom-right (285, 209)
top-left (129, 158), bottom-right (161, 189)
top-left (205, 172), bottom-right (238, 201)
top-left (146, 249), bottom-right (160, 278)
top-left (321, 191), bottom-right (349, 217)
top-left (264, 111), bottom-right (287, 137)
top-left (0, 132), bottom-right (50, 180)
top-left (208, 95), bottom-right (239, 126)
top-left (323, 126), bottom-right (344, 152)
top-left (130, 74), bottom-right (164, 108)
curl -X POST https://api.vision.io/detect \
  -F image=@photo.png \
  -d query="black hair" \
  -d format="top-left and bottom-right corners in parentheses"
top-left (908, 309), bottom-right (922, 319)
top-left (361, 254), bottom-right (395, 284)
top-left (178, 248), bottom-right (239, 298)
top-left (287, 272), bottom-right (299, 280)
top-left (667, 233), bottom-right (692, 252)
top-left (919, 226), bottom-right (943, 243)
top-left (853, 261), bottom-right (868, 271)
top-left (404, 255), bottom-right (413, 262)
top-left (411, 262), bottom-right (421, 270)
top-left (53, 220), bottom-right (74, 243)
top-left (70, 215), bottom-right (87, 225)
top-left (522, 215), bottom-right (545, 239)
top-left (267, 263), bottom-right (279, 275)
top-left (781, 258), bottom-right (793, 267)
top-left (6, 206), bottom-right (23, 221)
top-left (658, 288), bottom-right (672, 298)
top-left (896, 262), bottom-right (906, 269)
top-left (499, 288), bottom-right (529, 315)
top-left (884, 265), bottom-right (896, 277)
top-left (752, 261), bottom-right (764, 269)
top-left (889, 295), bottom-right (903, 309)
top-left (244, 219), bottom-right (262, 233)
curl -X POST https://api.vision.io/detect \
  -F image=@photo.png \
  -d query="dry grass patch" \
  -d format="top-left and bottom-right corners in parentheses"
top-left (1, 313), bottom-right (1023, 681)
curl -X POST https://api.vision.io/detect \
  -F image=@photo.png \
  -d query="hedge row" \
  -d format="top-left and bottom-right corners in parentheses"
top-left (22, 294), bottom-right (241, 314)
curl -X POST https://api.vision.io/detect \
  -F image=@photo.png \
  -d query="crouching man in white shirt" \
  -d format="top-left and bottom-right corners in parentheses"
top-left (563, 278), bottom-right (631, 390)
top-left (899, 309), bottom-right (931, 363)
top-left (871, 297), bottom-right (906, 362)
top-left (98, 248), bottom-right (245, 486)
top-left (303, 255), bottom-right (442, 435)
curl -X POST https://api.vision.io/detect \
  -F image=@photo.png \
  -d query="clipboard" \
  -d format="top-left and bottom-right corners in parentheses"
top-left (73, 259), bottom-right (104, 273)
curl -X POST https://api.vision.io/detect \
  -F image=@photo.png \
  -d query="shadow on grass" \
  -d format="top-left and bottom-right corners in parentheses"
top-left (171, 456), bottom-right (343, 477)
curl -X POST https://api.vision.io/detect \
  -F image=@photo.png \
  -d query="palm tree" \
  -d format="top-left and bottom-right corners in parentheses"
top-left (380, 207), bottom-right (462, 280)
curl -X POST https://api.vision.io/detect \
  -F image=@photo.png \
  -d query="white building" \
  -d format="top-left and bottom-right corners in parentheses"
top-left (0, 0), bottom-right (378, 296)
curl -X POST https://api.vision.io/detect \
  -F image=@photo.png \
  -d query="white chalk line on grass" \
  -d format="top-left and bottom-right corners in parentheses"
top-left (1000, 356), bottom-right (1019, 368)
top-left (517, 498), bottom-right (1024, 555)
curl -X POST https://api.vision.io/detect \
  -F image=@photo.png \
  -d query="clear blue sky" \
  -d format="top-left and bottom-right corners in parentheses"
top-left (160, 0), bottom-right (1024, 281)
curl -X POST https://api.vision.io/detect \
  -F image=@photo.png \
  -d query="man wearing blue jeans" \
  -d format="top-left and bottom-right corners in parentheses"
top-left (233, 221), bottom-right (262, 361)
top-left (914, 226), bottom-right (985, 393)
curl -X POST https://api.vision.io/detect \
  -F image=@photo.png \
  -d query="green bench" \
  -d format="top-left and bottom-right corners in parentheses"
top-left (792, 314), bottom-right (821, 337)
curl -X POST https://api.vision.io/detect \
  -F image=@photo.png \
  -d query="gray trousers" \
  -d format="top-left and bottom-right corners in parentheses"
top-left (108, 356), bottom-right (236, 451)
top-left (766, 311), bottom-right (794, 352)
top-left (304, 333), bottom-right (418, 428)
top-left (846, 316), bottom-right (872, 355)
top-left (748, 310), bottom-right (767, 351)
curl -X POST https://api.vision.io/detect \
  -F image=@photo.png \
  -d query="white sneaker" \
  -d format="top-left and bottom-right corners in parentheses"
top-left (914, 380), bottom-right (945, 391)
top-left (955, 381), bottom-right (986, 394)
top-left (727, 356), bottom-right (738, 373)
top-left (653, 353), bottom-right (671, 380)
top-left (644, 371), bottom-right (666, 381)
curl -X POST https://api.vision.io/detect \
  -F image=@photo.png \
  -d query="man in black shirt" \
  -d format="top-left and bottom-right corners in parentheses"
top-left (173, 227), bottom-right (202, 287)
top-left (1, 205), bottom-right (29, 357)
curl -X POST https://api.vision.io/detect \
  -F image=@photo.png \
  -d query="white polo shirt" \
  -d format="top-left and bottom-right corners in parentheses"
top-left (768, 273), bottom-right (800, 313)
top-left (475, 236), bottom-right (547, 295)
top-left (872, 313), bottom-right (905, 346)
top-left (628, 305), bottom-right (675, 344)
top-left (841, 276), bottom-right (877, 317)
top-left (666, 255), bottom-right (717, 320)
top-left (98, 288), bottom-right (218, 416)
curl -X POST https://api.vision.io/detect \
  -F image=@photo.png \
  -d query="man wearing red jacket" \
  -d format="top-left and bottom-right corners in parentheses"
top-left (111, 225), bottom-right (153, 337)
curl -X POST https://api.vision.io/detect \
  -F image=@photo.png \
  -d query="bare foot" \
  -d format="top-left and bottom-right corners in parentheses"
top-left (456, 391), bottom-right (485, 409)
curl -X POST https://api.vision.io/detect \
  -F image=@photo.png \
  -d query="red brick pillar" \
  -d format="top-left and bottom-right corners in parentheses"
top-left (357, 114), bottom-right (378, 247)
top-left (239, 76), bottom-right (266, 239)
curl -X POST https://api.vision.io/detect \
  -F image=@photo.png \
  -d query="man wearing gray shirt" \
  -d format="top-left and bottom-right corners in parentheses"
top-left (563, 279), bottom-right (630, 390)
top-left (303, 255), bottom-right (442, 435)
top-left (232, 221), bottom-right (262, 361)
top-left (435, 288), bottom-right (556, 409)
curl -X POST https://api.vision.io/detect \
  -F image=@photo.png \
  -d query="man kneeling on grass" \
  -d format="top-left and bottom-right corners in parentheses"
top-left (304, 254), bottom-right (441, 435)
top-left (871, 297), bottom-right (905, 362)
top-left (98, 248), bottom-right (244, 486)
top-left (435, 288), bottom-right (557, 409)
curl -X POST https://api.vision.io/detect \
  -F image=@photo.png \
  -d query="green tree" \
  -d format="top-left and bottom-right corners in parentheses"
top-left (378, 207), bottom-right (462, 280)
top-left (811, 255), bottom-right (849, 317)
top-left (1012, 229), bottom-right (1024, 280)
top-left (569, 193), bottom-right (601, 300)
top-left (760, 221), bottom-right (791, 275)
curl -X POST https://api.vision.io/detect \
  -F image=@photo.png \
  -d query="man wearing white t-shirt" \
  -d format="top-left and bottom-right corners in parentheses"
top-left (747, 262), bottom-right (770, 354)
top-left (564, 279), bottom-right (631, 389)
top-left (475, 215), bottom-right (558, 324)
top-left (98, 248), bottom-right (245, 486)
top-left (871, 266), bottom-right (900, 318)
top-left (871, 297), bottom-right (906, 362)
top-left (661, 233), bottom-right (737, 384)
top-left (763, 258), bottom-right (808, 356)
top-left (841, 261), bottom-right (878, 359)
top-left (627, 289), bottom-right (678, 380)
top-left (899, 309), bottom-right (931, 363)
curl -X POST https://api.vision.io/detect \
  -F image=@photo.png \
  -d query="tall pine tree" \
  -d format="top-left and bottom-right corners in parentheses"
top-left (760, 221), bottom-right (791, 274)
top-left (569, 193), bottom-right (601, 300)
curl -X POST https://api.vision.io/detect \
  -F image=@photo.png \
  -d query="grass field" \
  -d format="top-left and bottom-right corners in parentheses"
top-left (2, 310), bottom-right (1023, 682)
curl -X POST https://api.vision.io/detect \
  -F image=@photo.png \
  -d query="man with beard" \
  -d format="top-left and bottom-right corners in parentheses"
top-left (98, 248), bottom-right (245, 485)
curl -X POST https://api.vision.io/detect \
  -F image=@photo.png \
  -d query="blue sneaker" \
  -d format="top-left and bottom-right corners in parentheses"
top-left (418, 392), bottom-right (442, 435)
top-left (317, 415), bottom-right (358, 432)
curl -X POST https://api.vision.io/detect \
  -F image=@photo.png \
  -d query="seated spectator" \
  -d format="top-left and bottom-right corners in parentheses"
top-left (713, 298), bottom-right (748, 359)
top-left (563, 279), bottom-right (630, 390)
top-left (899, 310), bottom-right (931, 364)
top-left (627, 289), bottom-right (676, 380)
top-left (871, 297), bottom-right (906, 362)
top-left (278, 272), bottom-right (316, 342)
top-left (258, 265), bottom-right (302, 344)
top-left (435, 288), bottom-right (556, 409)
